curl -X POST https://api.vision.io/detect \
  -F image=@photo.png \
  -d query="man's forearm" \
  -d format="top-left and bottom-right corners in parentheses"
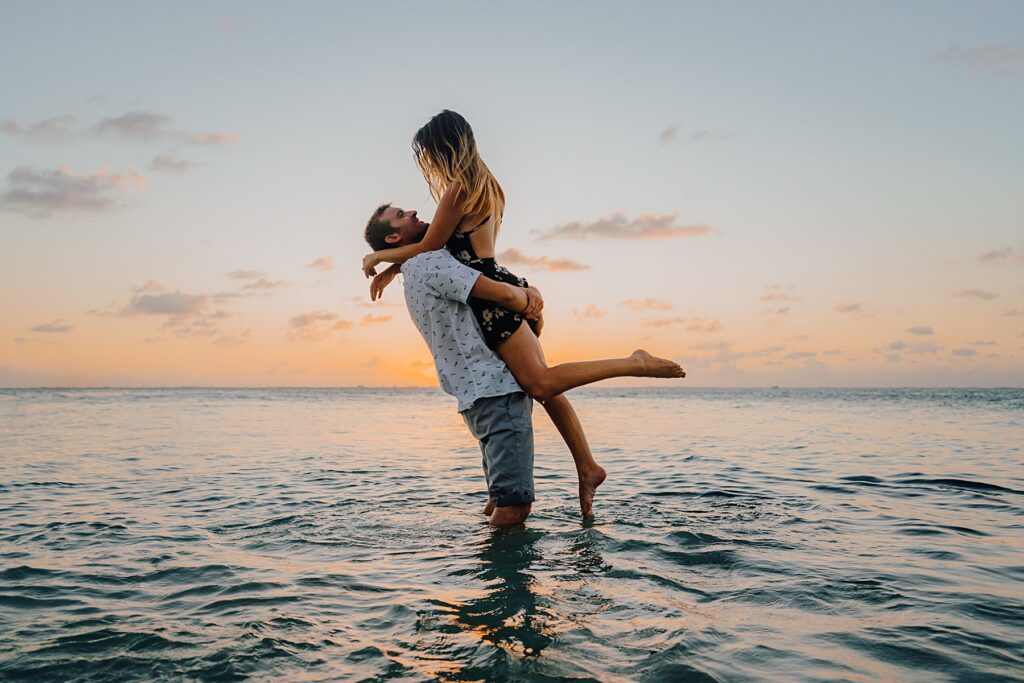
top-left (469, 275), bottom-right (526, 312)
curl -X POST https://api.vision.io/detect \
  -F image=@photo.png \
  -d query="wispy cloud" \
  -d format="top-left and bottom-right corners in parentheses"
top-left (31, 319), bottom-right (73, 333)
top-left (687, 129), bottom-right (734, 142)
top-left (287, 310), bottom-right (353, 341)
top-left (952, 289), bottom-right (999, 300)
top-left (5, 110), bottom-right (239, 147)
top-left (834, 302), bottom-right (863, 313)
top-left (622, 298), bottom-right (674, 311)
top-left (307, 257), bottom-right (334, 271)
top-left (750, 346), bottom-right (785, 357)
top-left (979, 246), bottom-right (1024, 265)
top-left (786, 351), bottom-right (817, 360)
top-left (121, 291), bottom-right (207, 317)
top-left (183, 132), bottom-right (240, 146)
top-left (874, 341), bottom-right (942, 354)
top-left (533, 213), bottom-right (711, 241)
top-left (761, 285), bottom-right (800, 302)
top-left (0, 165), bottom-right (146, 217)
top-left (659, 125), bottom-right (734, 144)
top-left (932, 44), bottom-right (1024, 77)
top-left (241, 278), bottom-right (292, 290)
top-left (360, 314), bottom-right (392, 326)
top-left (109, 288), bottom-right (236, 340)
top-left (95, 111), bottom-right (174, 141)
top-left (92, 111), bottom-right (239, 145)
top-left (1, 115), bottom-right (76, 141)
top-left (149, 153), bottom-right (191, 173)
top-left (951, 348), bottom-right (977, 358)
top-left (228, 270), bottom-right (266, 280)
top-left (497, 247), bottom-right (590, 272)
top-left (214, 330), bottom-right (251, 348)
top-left (572, 304), bottom-right (606, 319)
top-left (906, 326), bottom-right (935, 336)
top-left (645, 316), bottom-right (722, 332)
top-left (689, 340), bottom-right (730, 351)
top-left (968, 339), bottom-right (997, 346)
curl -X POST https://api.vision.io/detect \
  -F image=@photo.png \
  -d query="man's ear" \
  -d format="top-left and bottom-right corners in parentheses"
top-left (384, 230), bottom-right (401, 245)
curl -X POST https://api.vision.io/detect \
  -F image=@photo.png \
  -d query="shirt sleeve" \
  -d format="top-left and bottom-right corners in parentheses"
top-left (415, 251), bottom-right (480, 303)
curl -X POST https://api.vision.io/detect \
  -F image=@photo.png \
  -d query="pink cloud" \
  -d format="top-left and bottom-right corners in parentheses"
top-left (622, 298), bottom-right (674, 311)
top-left (533, 212), bottom-right (712, 241)
top-left (645, 316), bottom-right (723, 332)
top-left (573, 304), bottom-right (606, 319)
top-left (307, 257), bottom-right (334, 271)
top-left (497, 247), bottom-right (590, 272)
top-left (184, 132), bottom-right (240, 145)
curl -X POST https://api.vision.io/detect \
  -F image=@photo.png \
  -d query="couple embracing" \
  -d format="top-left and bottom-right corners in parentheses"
top-left (362, 110), bottom-right (685, 527)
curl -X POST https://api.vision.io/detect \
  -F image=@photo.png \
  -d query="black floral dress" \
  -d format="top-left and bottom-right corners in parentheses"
top-left (446, 225), bottom-right (537, 350)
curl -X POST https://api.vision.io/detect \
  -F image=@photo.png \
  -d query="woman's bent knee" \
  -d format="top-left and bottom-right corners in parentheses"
top-left (517, 375), bottom-right (556, 402)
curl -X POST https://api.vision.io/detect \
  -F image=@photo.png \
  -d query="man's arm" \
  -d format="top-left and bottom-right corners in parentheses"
top-left (413, 250), bottom-right (543, 317)
top-left (471, 276), bottom-right (543, 318)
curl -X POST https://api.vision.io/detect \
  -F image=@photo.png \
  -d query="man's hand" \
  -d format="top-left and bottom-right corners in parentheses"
top-left (362, 252), bottom-right (381, 278)
top-left (370, 264), bottom-right (401, 301)
top-left (522, 286), bottom-right (544, 319)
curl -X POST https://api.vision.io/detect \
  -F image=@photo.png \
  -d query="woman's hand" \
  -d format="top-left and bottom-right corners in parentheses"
top-left (370, 264), bottom-right (401, 301)
top-left (532, 312), bottom-right (544, 338)
top-left (522, 286), bottom-right (544, 319)
top-left (362, 252), bottom-right (381, 278)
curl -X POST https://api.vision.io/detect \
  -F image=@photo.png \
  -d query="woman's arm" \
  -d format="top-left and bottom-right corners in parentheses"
top-left (362, 183), bottom-right (467, 275)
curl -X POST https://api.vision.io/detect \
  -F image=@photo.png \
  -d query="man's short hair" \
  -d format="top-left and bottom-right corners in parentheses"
top-left (364, 203), bottom-right (399, 251)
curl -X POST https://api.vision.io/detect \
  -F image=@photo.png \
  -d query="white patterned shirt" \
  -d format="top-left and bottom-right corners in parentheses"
top-left (401, 250), bottom-right (523, 412)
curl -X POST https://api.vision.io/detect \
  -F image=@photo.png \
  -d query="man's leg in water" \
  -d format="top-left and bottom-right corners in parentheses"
top-left (542, 394), bottom-right (606, 518)
top-left (490, 502), bottom-right (531, 526)
top-left (462, 393), bottom-right (536, 527)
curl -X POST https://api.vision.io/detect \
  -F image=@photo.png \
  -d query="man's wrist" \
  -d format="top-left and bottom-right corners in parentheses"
top-left (505, 284), bottom-right (526, 312)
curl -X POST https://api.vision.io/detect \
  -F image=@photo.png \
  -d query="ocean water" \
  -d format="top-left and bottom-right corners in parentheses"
top-left (0, 387), bottom-right (1022, 682)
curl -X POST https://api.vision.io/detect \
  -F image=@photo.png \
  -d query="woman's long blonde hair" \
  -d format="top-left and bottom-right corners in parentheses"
top-left (413, 110), bottom-right (505, 232)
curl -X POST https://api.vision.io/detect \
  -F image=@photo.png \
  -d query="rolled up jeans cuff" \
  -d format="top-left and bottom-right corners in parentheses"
top-left (490, 486), bottom-right (535, 507)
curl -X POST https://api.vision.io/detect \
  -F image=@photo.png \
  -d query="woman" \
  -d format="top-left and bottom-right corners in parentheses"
top-left (362, 110), bottom-right (684, 517)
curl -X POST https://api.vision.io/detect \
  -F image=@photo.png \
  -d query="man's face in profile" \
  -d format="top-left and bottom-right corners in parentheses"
top-left (379, 206), bottom-right (428, 246)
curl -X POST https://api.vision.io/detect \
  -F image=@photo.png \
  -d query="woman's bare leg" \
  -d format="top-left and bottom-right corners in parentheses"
top-left (495, 323), bottom-right (680, 515)
top-left (497, 323), bottom-right (684, 402)
top-left (542, 393), bottom-right (607, 517)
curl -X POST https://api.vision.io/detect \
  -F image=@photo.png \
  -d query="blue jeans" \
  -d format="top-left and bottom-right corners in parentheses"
top-left (461, 392), bottom-right (535, 507)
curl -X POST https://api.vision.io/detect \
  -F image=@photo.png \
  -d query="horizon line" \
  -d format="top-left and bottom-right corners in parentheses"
top-left (2, 385), bottom-right (1022, 391)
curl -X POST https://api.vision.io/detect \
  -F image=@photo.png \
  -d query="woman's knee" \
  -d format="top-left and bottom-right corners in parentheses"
top-left (516, 372), bottom-right (556, 402)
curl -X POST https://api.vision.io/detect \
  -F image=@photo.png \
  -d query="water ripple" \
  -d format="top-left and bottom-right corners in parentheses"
top-left (1, 388), bottom-right (1021, 681)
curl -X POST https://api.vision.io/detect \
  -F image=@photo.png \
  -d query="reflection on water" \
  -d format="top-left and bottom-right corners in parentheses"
top-left (455, 528), bottom-right (551, 657)
top-left (0, 388), bottom-right (1022, 681)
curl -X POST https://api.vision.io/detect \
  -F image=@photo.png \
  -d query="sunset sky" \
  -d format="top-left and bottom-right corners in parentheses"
top-left (2, 1), bottom-right (1022, 387)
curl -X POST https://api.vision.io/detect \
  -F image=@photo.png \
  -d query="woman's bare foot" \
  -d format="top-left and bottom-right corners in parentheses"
top-left (631, 349), bottom-right (686, 378)
top-left (483, 497), bottom-right (495, 516)
top-left (579, 465), bottom-right (607, 518)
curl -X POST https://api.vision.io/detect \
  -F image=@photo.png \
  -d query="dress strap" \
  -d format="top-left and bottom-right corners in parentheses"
top-left (457, 216), bottom-right (490, 237)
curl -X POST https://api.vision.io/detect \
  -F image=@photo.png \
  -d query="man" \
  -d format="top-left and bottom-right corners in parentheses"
top-left (364, 204), bottom-right (542, 527)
